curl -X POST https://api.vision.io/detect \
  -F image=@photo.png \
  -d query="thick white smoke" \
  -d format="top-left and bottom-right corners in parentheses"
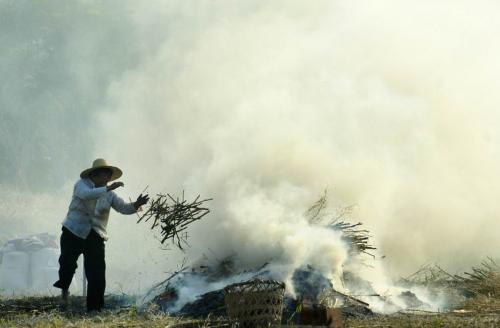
top-left (2, 0), bottom-right (500, 305)
top-left (98, 0), bottom-right (500, 286)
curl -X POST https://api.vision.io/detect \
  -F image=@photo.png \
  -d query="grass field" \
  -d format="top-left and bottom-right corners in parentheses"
top-left (0, 295), bottom-right (221, 328)
top-left (2, 266), bottom-right (500, 328)
top-left (1, 295), bottom-right (500, 328)
top-left (1, 310), bottom-right (500, 327)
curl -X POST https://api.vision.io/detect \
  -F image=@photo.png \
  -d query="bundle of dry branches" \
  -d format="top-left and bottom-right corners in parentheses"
top-left (330, 220), bottom-right (376, 256)
top-left (137, 191), bottom-right (212, 250)
top-left (306, 190), bottom-right (376, 256)
top-left (454, 258), bottom-right (500, 297)
top-left (399, 263), bottom-right (457, 288)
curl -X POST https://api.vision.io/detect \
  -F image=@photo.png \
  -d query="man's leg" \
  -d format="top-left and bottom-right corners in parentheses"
top-left (84, 229), bottom-right (106, 312)
top-left (53, 226), bottom-right (84, 309)
top-left (53, 226), bottom-right (84, 290)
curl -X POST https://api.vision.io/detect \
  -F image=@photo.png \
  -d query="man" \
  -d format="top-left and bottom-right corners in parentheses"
top-left (53, 158), bottom-right (149, 312)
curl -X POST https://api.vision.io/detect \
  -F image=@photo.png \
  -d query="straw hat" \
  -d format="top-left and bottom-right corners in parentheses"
top-left (80, 158), bottom-right (123, 181)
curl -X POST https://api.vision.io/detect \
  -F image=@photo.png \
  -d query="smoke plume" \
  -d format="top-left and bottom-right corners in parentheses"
top-left (1, 0), bottom-right (500, 298)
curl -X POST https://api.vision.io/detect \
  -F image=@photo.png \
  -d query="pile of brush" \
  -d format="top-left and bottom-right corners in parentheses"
top-left (455, 258), bottom-right (500, 298)
top-left (401, 258), bottom-right (500, 312)
top-left (399, 264), bottom-right (458, 289)
top-left (453, 258), bottom-right (500, 313)
top-left (305, 191), bottom-right (376, 256)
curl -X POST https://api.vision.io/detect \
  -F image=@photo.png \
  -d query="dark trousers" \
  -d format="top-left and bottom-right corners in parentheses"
top-left (53, 226), bottom-right (106, 312)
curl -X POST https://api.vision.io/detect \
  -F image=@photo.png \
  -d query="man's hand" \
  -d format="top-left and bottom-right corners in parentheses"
top-left (134, 193), bottom-right (150, 210)
top-left (107, 181), bottom-right (124, 191)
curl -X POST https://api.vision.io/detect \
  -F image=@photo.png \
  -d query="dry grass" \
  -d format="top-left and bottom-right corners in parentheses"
top-left (0, 306), bottom-right (224, 328)
top-left (0, 295), bottom-right (226, 328)
top-left (455, 258), bottom-right (500, 299)
top-left (2, 259), bottom-right (500, 327)
top-left (1, 306), bottom-right (500, 328)
top-left (461, 295), bottom-right (500, 313)
top-left (2, 312), bottom-right (500, 328)
top-left (345, 312), bottom-right (500, 328)
top-left (0, 310), bottom-right (179, 328)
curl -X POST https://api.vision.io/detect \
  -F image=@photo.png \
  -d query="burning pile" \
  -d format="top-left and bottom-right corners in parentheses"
top-left (140, 190), bottom-right (474, 324)
top-left (137, 191), bottom-right (382, 324)
top-left (147, 259), bottom-right (374, 325)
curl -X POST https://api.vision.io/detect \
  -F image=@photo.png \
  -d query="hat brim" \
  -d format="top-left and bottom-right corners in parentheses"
top-left (80, 165), bottom-right (122, 181)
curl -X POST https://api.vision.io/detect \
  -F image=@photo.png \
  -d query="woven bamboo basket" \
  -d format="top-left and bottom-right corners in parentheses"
top-left (224, 279), bottom-right (286, 327)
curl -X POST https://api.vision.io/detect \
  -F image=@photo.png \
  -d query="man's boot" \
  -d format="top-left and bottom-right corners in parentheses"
top-left (60, 289), bottom-right (70, 311)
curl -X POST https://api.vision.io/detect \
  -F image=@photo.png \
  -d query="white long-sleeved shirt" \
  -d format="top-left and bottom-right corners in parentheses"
top-left (62, 178), bottom-right (136, 240)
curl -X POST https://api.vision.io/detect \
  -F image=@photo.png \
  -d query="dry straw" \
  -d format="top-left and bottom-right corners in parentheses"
top-left (137, 191), bottom-right (212, 250)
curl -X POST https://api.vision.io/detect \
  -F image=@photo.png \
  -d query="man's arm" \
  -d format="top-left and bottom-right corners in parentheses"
top-left (111, 192), bottom-right (150, 214)
top-left (74, 180), bottom-right (107, 200)
top-left (75, 180), bottom-right (124, 200)
top-left (111, 194), bottom-right (137, 215)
